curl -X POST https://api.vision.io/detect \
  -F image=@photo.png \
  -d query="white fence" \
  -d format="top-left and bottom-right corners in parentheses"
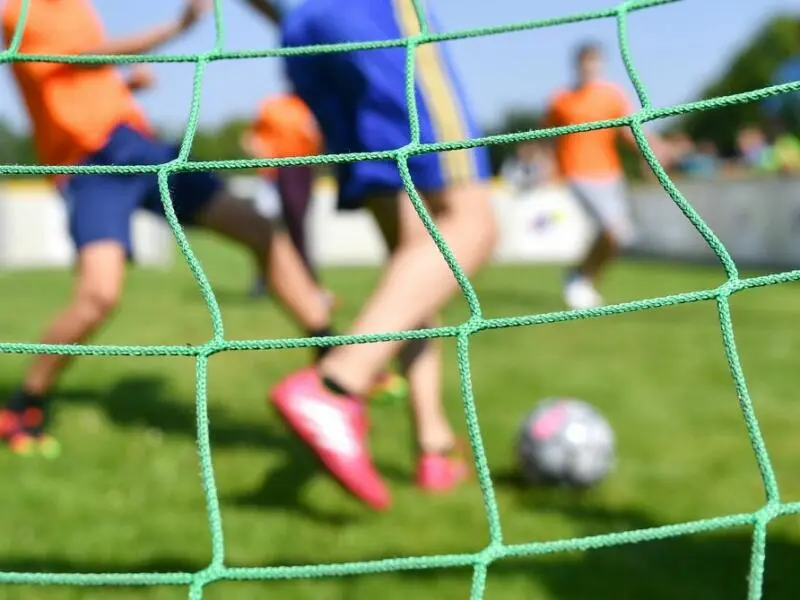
top-left (0, 177), bottom-right (596, 270)
top-left (1, 176), bottom-right (797, 271)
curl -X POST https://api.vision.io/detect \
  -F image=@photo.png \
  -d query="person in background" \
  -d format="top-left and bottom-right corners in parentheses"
top-left (663, 132), bottom-right (718, 179)
top-left (500, 140), bottom-right (556, 195)
top-left (240, 94), bottom-right (336, 308)
top-left (761, 54), bottom-right (800, 175)
top-left (736, 127), bottom-right (774, 174)
top-left (543, 41), bottom-right (669, 310)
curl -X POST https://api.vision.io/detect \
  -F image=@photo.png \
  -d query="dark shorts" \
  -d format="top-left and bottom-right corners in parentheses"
top-left (59, 125), bottom-right (222, 254)
top-left (281, 0), bottom-right (491, 210)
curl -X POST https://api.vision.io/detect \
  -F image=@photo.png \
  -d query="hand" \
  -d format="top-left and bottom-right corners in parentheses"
top-left (178, 0), bottom-right (211, 32)
top-left (240, 131), bottom-right (259, 157)
top-left (127, 64), bottom-right (156, 91)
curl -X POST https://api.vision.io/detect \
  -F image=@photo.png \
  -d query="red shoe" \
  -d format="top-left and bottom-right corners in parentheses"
top-left (416, 441), bottom-right (470, 493)
top-left (270, 368), bottom-right (391, 511)
top-left (0, 408), bottom-right (60, 457)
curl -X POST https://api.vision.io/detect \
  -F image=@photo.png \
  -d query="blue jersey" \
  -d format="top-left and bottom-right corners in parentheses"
top-left (280, 0), bottom-right (490, 210)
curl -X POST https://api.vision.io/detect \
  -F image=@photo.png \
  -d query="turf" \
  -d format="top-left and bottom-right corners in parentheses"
top-left (0, 232), bottom-right (799, 600)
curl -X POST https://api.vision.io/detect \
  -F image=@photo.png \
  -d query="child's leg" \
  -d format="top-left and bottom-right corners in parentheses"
top-left (319, 182), bottom-right (496, 396)
top-left (2, 165), bottom-right (137, 451)
top-left (194, 187), bottom-right (331, 336)
top-left (366, 191), bottom-right (455, 455)
top-left (276, 166), bottom-right (316, 279)
top-left (22, 241), bottom-right (127, 396)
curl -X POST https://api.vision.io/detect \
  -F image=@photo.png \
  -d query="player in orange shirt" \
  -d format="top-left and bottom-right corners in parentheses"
top-left (545, 42), bottom-right (667, 310)
top-left (0, 0), bottom-right (333, 455)
top-left (240, 94), bottom-right (328, 299)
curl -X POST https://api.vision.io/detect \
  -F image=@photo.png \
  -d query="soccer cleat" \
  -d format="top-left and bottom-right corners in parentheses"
top-left (416, 441), bottom-right (470, 493)
top-left (0, 408), bottom-right (57, 457)
top-left (270, 368), bottom-right (391, 510)
top-left (563, 273), bottom-right (603, 310)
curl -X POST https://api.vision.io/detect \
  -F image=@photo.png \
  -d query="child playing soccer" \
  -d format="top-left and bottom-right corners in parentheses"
top-left (0, 0), bottom-right (333, 455)
top-left (240, 93), bottom-right (336, 306)
top-left (544, 42), bottom-right (669, 310)
top-left (242, 0), bottom-right (498, 510)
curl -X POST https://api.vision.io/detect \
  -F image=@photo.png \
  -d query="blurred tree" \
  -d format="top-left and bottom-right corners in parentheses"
top-left (681, 14), bottom-right (800, 156)
top-left (0, 119), bottom-right (36, 168)
top-left (484, 108), bottom-right (542, 174)
top-left (190, 118), bottom-right (250, 163)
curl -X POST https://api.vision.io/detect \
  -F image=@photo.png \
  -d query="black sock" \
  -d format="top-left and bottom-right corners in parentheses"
top-left (308, 326), bottom-right (335, 362)
top-left (7, 389), bottom-right (47, 413)
top-left (322, 376), bottom-right (351, 398)
top-left (7, 389), bottom-right (50, 435)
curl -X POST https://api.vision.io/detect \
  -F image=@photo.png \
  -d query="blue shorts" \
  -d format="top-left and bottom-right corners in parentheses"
top-left (59, 125), bottom-right (221, 254)
top-left (281, 0), bottom-right (491, 210)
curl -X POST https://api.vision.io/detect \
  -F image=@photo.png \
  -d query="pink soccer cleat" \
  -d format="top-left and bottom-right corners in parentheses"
top-left (416, 442), bottom-right (470, 493)
top-left (270, 368), bottom-right (391, 511)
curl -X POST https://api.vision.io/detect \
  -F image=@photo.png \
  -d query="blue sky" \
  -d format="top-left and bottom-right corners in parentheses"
top-left (0, 0), bottom-right (797, 134)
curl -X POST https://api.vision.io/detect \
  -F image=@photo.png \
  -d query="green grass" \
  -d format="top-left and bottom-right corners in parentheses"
top-left (0, 232), bottom-right (799, 600)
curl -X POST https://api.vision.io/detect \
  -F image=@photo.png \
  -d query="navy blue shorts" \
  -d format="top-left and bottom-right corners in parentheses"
top-left (59, 125), bottom-right (221, 254)
top-left (281, 0), bottom-right (491, 210)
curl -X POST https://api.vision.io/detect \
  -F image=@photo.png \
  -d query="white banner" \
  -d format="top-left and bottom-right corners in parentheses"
top-left (0, 181), bottom-right (174, 269)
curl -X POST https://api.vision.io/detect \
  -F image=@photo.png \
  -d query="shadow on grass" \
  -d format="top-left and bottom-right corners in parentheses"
top-left (0, 517), bottom-right (796, 600)
top-left (3, 376), bottom-right (406, 525)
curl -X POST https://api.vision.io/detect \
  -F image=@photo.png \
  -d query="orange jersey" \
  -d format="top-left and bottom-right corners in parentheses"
top-left (2, 0), bottom-right (150, 167)
top-left (545, 81), bottom-right (631, 179)
top-left (249, 94), bottom-right (321, 178)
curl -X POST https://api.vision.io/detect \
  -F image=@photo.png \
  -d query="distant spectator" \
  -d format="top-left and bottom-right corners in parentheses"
top-left (667, 133), bottom-right (719, 178)
top-left (736, 127), bottom-right (773, 172)
top-left (500, 140), bottom-right (555, 194)
top-left (773, 133), bottom-right (800, 174)
top-left (762, 55), bottom-right (800, 137)
top-left (761, 54), bottom-right (800, 175)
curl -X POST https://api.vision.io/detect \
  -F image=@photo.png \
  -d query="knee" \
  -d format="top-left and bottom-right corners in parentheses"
top-left (74, 287), bottom-right (121, 325)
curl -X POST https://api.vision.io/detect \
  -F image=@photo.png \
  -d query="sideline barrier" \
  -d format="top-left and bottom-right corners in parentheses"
top-left (2, 176), bottom-right (795, 270)
top-left (629, 177), bottom-right (800, 269)
top-left (0, 180), bottom-right (175, 269)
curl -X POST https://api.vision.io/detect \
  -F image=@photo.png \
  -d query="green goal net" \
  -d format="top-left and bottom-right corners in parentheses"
top-left (1, 0), bottom-right (799, 598)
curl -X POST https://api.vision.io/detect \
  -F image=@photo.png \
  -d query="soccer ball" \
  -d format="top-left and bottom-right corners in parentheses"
top-left (516, 397), bottom-right (615, 488)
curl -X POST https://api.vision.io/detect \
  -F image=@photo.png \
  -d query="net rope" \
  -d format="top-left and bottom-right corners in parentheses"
top-left (0, 0), bottom-right (799, 597)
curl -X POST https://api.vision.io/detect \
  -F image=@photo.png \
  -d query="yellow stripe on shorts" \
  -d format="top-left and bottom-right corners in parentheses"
top-left (392, 0), bottom-right (476, 184)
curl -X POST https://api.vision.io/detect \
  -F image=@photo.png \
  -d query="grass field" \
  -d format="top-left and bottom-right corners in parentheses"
top-left (0, 232), bottom-right (799, 600)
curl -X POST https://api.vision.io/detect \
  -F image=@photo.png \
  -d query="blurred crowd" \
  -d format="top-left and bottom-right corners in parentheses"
top-left (501, 126), bottom-right (800, 193)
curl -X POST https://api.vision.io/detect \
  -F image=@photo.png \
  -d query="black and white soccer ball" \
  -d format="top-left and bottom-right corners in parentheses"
top-left (516, 397), bottom-right (615, 488)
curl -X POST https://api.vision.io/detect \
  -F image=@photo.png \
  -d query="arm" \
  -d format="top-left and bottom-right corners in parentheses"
top-left (241, 130), bottom-right (272, 158)
top-left (83, 0), bottom-right (209, 57)
top-left (239, 0), bottom-right (282, 25)
top-left (615, 92), bottom-right (671, 166)
top-left (126, 64), bottom-right (156, 92)
top-left (12, 0), bottom-right (210, 81)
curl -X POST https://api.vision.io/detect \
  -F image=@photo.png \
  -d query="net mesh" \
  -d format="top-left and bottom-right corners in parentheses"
top-left (1, 0), bottom-right (799, 598)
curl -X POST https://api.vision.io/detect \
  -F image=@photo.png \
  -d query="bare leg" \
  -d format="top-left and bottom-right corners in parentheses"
top-left (319, 182), bottom-right (497, 396)
top-left (576, 230), bottom-right (619, 285)
top-left (365, 196), bottom-right (456, 454)
top-left (196, 189), bottom-right (330, 332)
top-left (277, 166), bottom-right (316, 279)
top-left (23, 241), bottom-right (126, 396)
top-left (398, 327), bottom-right (454, 454)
